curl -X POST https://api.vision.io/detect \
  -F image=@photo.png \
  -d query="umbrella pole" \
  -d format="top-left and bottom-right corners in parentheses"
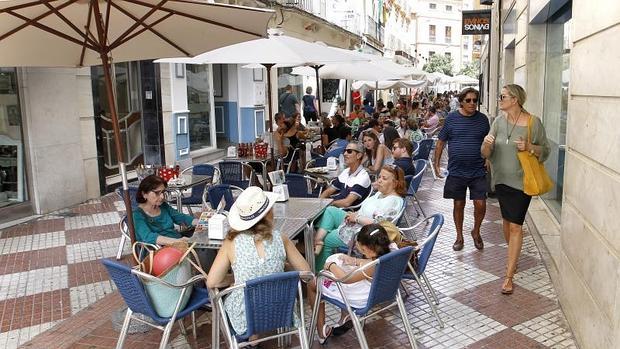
top-left (263, 64), bottom-right (276, 171)
top-left (100, 55), bottom-right (136, 245)
top-left (312, 65), bottom-right (323, 116)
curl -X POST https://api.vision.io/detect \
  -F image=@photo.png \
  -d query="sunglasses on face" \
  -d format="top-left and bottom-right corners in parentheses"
top-left (345, 149), bottom-right (360, 154)
top-left (464, 98), bottom-right (478, 104)
top-left (498, 95), bottom-right (513, 101)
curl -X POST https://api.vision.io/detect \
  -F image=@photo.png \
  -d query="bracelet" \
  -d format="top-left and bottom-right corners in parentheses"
top-left (327, 262), bottom-right (336, 271)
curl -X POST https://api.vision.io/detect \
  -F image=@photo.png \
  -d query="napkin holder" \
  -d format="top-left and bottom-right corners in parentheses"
top-left (208, 214), bottom-right (229, 240)
top-left (227, 146), bottom-right (237, 157)
top-left (272, 185), bottom-right (289, 202)
top-left (326, 157), bottom-right (338, 171)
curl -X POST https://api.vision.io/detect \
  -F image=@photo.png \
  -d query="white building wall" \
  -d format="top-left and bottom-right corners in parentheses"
top-left (19, 67), bottom-right (97, 214)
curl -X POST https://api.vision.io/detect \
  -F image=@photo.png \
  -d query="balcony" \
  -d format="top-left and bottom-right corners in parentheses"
top-left (365, 16), bottom-right (384, 42)
top-left (276, 0), bottom-right (326, 18)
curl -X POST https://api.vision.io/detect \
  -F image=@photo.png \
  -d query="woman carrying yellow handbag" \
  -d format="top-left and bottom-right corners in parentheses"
top-left (481, 84), bottom-right (551, 295)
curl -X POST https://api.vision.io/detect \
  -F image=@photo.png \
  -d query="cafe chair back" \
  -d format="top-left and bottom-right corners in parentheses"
top-left (179, 164), bottom-right (220, 215)
top-left (405, 159), bottom-right (428, 218)
top-left (115, 186), bottom-right (139, 210)
top-left (205, 184), bottom-right (243, 212)
top-left (211, 271), bottom-right (313, 349)
top-left (309, 247), bottom-right (418, 349)
top-left (413, 139), bottom-right (434, 162)
top-left (400, 214), bottom-right (444, 328)
top-left (115, 215), bottom-right (131, 260)
top-left (101, 259), bottom-right (210, 349)
top-left (284, 173), bottom-right (322, 198)
top-left (218, 161), bottom-right (254, 189)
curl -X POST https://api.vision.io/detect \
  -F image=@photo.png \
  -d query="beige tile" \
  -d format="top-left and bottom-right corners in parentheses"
top-left (572, 1), bottom-right (620, 42)
top-left (571, 26), bottom-right (620, 97)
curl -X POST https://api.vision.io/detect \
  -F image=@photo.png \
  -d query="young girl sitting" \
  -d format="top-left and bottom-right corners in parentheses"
top-left (307, 223), bottom-right (395, 344)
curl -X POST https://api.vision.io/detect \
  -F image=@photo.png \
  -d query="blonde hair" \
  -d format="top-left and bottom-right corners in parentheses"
top-left (503, 84), bottom-right (528, 113)
top-left (226, 214), bottom-right (274, 241)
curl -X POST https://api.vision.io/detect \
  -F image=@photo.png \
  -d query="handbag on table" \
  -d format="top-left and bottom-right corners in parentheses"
top-left (517, 116), bottom-right (554, 196)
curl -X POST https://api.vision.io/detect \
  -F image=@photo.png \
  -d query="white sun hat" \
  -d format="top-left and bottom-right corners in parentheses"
top-left (227, 186), bottom-right (279, 232)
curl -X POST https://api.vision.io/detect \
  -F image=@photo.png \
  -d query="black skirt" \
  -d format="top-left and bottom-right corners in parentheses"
top-left (495, 184), bottom-right (532, 225)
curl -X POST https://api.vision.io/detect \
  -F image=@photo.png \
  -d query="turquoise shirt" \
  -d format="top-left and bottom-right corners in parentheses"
top-left (133, 202), bottom-right (194, 244)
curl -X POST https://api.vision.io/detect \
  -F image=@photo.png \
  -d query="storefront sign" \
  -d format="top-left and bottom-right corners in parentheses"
top-left (462, 10), bottom-right (491, 35)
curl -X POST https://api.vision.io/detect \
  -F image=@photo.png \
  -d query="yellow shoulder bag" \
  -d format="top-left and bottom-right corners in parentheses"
top-left (517, 116), bottom-right (553, 196)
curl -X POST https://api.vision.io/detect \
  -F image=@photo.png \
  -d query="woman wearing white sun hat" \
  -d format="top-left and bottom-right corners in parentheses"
top-left (207, 186), bottom-right (311, 335)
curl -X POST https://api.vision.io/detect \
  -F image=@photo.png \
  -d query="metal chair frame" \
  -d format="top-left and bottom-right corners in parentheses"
top-left (284, 173), bottom-right (323, 198)
top-left (101, 259), bottom-right (209, 349)
top-left (210, 271), bottom-right (314, 349)
top-left (308, 247), bottom-right (418, 349)
top-left (399, 214), bottom-right (444, 328)
top-left (116, 215), bottom-right (130, 260)
top-left (405, 159), bottom-right (428, 219)
top-left (204, 184), bottom-right (244, 212)
top-left (179, 164), bottom-right (221, 215)
top-left (218, 161), bottom-right (255, 188)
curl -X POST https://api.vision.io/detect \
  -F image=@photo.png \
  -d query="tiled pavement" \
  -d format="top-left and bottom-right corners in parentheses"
top-left (0, 172), bottom-right (578, 349)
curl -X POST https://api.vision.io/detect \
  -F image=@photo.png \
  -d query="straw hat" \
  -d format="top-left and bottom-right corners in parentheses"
top-left (227, 186), bottom-right (279, 231)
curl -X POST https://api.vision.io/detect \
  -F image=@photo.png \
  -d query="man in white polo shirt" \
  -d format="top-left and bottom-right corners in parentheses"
top-left (320, 142), bottom-right (371, 207)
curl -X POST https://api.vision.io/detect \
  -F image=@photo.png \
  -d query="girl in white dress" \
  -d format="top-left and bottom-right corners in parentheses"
top-left (307, 223), bottom-right (394, 344)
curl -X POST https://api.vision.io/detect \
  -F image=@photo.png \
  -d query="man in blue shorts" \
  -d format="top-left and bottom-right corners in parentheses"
top-left (434, 88), bottom-right (490, 251)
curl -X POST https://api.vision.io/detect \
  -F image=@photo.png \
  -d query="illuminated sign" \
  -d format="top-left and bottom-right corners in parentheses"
top-left (462, 10), bottom-right (491, 35)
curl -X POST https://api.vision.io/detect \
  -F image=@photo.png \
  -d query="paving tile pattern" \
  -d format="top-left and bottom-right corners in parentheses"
top-left (0, 165), bottom-right (579, 348)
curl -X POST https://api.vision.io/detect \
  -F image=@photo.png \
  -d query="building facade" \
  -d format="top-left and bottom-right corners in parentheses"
top-left (479, 0), bottom-right (620, 347)
top-left (415, 0), bottom-right (475, 73)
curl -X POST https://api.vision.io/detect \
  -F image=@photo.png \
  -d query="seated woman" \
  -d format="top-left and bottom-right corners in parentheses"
top-left (133, 175), bottom-right (198, 245)
top-left (362, 130), bottom-right (394, 174)
top-left (308, 224), bottom-right (395, 343)
top-left (314, 165), bottom-right (406, 270)
top-left (207, 186), bottom-right (311, 336)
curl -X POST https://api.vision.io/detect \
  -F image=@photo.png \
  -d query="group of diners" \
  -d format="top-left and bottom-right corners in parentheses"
top-left (131, 138), bottom-right (411, 343)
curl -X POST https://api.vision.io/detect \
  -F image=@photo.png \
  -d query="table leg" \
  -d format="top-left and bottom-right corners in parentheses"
top-left (262, 162), bottom-right (270, 190)
top-left (304, 223), bottom-right (316, 273)
top-left (212, 302), bottom-right (220, 349)
top-left (175, 189), bottom-right (183, 213)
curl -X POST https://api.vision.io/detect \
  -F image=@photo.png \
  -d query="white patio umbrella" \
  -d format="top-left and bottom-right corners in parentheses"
top-left (157, 30), bottom-right (369, 127)
top-left (352, 79), bottom-right (427, 90)
top-left (0, 0), bottom-right (273, 243)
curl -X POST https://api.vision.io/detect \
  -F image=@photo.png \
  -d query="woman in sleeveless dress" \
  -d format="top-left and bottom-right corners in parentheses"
top-left (207, 187), bottom-right (311, 335)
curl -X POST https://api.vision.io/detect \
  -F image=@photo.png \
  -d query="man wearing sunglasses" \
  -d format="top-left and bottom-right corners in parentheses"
top-left (320, 142), bottom-right (371, 208)
top-left (434, 87), bottom-right (490, 252)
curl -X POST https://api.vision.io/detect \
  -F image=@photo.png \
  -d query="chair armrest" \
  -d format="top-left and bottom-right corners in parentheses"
top-left (317, 258), bottom-right (380, 284)
top-left (132, 269), bottom-right (205, 289)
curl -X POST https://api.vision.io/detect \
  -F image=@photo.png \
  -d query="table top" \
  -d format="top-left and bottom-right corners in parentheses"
top-left (273, 197), bottom-right (333, 221)
top-left (189, 217), bottom-right (308, 249)
top-left (303, 168), bottom-right (340, 182)
top-left (167, 174), bottom-right (211, 191)
top-left (223, 156), bottom-right (270, 163)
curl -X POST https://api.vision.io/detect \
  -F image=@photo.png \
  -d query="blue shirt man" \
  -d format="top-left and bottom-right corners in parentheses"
top-left (434, 88), bottom-right (490, 252)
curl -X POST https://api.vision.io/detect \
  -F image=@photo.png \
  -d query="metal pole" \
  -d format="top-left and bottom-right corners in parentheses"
top-left (93, 1), bottom-right (136, 245)
top-left (312, 65), bottom-right (323, 116)
top-left (262, 63), bottom-right (276, 163)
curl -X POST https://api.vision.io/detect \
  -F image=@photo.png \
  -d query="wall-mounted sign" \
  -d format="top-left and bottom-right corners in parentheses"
top-left (462, 10), bottom-right (491, 35)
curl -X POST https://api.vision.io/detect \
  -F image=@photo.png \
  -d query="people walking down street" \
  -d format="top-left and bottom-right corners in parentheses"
top-left (481, 84), bottom-right (550, 295)
top-left (434, 87), bottom-right (490, 252)
top-left (302, 86), bottom-right (319, 123)
top-left (279, 84), bottom-right (300, 118)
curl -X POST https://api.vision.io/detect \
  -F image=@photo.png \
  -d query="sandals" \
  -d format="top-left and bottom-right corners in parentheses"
top-left (333, 314), bottom-right (353, 336)
top-left (501, 276), bottom-right (514, 295)
top-left (317, 324), bottom-right (332, 345)
top-left (314, 240), bottom-right (324, 255)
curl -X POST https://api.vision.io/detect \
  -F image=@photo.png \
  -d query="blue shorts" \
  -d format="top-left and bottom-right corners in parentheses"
top-left (443, 175), bottom-right (487, 201)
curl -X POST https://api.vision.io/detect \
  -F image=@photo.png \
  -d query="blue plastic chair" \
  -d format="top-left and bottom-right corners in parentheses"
top-left (211, 271), bottom-right (313, 349)
top-left (206, 184), bottom-right (243, 212)
top-left (400, 214), bottom-right (444, 328)
top-left (180, 164), bottom-right (219, 214)
top-left (413, 138), bottom-right (434, 162)
top-left (218, 161), bottom-right (252, 188)
top-left (115, 186), bottom-right (139, 210)
top-left (101, 259), bottom-right (210, 349)
top-left (284, 173), bottom-right (322, 198)
top-left (405, 159), bottom-right (428, 218)
top-left (309, 247), bottom-right (418, 349)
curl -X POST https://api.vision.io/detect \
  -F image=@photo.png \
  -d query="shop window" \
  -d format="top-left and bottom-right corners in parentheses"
top-left (429, 3), bottom-right (436, 9)
top-left (186, 64), bottom-right (213, 150)
top-left (541, 18), bottom-right (572, 219)
top-left (446, 5), bottom-right (452, 11)
top-left (429, 25), bottom-right (436, 42)
top-left (445, 26), bottom-right (452, 43)
top-left (0, 68), bottom-right (27, 208)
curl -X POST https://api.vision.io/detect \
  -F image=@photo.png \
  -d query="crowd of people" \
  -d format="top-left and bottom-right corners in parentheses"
top-left (130, 83), bottom-right (550, 343)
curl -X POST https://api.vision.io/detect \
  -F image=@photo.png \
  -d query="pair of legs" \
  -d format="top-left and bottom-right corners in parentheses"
top-left (495, 184), bottom-right (532, 294)
top-left (452, 199), bottom-right (486, 249)
top-left (307, 277), bottom-right (351, 343)
top-left (444, 175), bottom-right (488, 251)
top-left (314, 206), bottom-right (347, 259)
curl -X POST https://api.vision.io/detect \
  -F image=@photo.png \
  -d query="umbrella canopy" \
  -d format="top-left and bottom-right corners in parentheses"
top-left (157, 31), bottom-right (369, 129)
top-left (352, 79), bottom-right (427, 90)
top-left (0, 0), bottom-right (273, 244)
top-left (290, 61), bottom-right (409, 81)
top-left (450, 74), bottom-right (479, 84)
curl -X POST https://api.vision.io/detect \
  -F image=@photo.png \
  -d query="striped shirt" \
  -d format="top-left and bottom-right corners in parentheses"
top-left (438, 110), bottom-right (490, 178)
